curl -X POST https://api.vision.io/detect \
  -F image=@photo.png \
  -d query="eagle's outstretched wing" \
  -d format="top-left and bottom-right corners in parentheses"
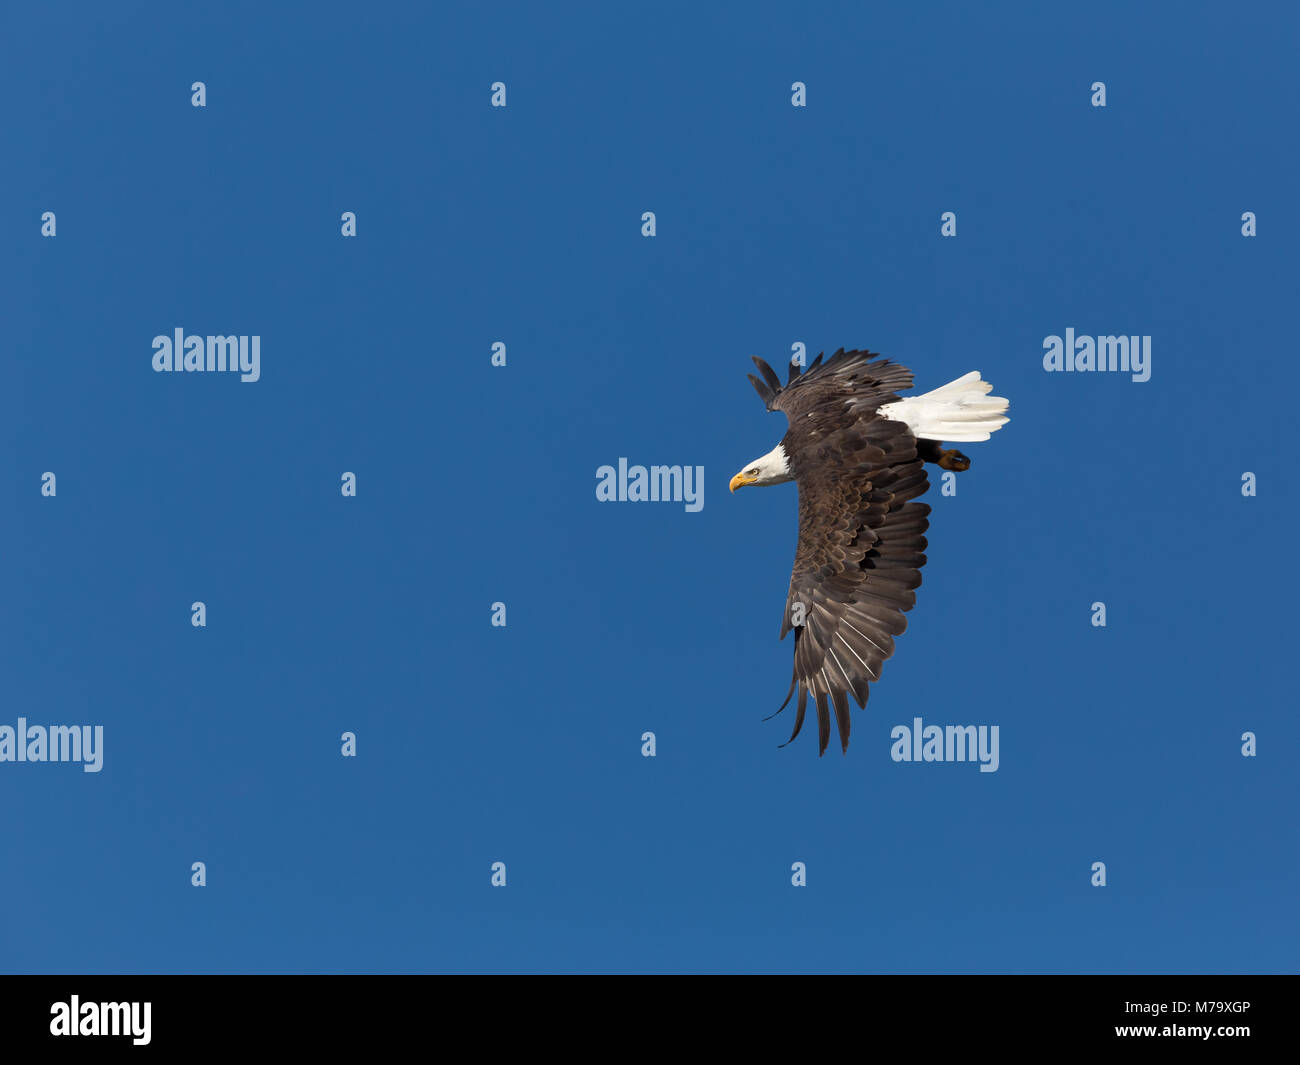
top-left (749, 349), bottom-right (931, 755)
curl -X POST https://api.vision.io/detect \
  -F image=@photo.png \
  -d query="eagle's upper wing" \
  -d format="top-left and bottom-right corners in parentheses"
top-left (749, 349), bottom-right (931, 755)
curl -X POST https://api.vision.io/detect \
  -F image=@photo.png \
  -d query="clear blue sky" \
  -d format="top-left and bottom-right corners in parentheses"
top-left (3, 1), bottom-right (1296, 974)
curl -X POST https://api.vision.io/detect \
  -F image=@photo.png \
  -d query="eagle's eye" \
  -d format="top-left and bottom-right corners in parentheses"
top-left (748, 468), bottom-right (759, 477)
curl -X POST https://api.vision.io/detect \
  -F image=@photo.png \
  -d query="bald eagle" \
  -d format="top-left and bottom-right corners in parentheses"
top-left (730, 348), bottom-right (1009, 756)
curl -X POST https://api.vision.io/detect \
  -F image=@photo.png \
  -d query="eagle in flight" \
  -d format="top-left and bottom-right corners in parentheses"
top-left (729, 348), bottom-right (1009, 756)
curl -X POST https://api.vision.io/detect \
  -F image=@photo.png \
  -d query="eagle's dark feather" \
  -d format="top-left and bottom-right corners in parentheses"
top-left (751, 348), bottom-right (930, 755)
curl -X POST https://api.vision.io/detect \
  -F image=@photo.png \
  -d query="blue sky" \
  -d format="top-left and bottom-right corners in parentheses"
top-left (3, 1), bottom-right (1296, 973)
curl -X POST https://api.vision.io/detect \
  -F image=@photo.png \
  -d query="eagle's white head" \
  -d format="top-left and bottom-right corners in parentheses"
top-left (730, 443), bottom-right (793, 492)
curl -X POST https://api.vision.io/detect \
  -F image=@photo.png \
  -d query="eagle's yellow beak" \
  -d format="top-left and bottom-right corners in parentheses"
top-left (730, 471), bottom-right (756, 493)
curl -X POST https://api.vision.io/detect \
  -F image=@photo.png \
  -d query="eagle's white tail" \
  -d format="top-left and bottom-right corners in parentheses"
top-left (879, 370), bottom-right (1009, 442)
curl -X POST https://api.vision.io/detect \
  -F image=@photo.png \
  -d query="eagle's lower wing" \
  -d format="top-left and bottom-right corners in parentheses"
top-left (776, 418), bottom-right (930, 755)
